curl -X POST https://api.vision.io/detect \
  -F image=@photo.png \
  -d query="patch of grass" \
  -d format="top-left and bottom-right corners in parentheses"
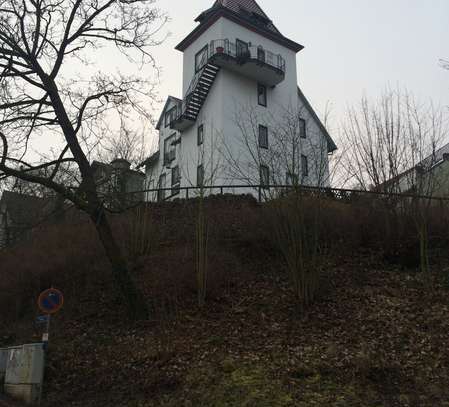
top-left (178, 360), bottom-right (294, 407)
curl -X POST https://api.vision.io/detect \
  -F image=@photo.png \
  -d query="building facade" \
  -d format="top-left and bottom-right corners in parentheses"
top-left (377, 143), bottom-right (449, 198)
top-left (92, 159), bottom-right (145, 209)
top-left (142, 0), bottom-right (337, 201)
top-left (0, 191), bottom-right (60, 249)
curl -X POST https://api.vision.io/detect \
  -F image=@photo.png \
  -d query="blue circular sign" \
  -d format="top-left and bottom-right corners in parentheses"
top-left (38, 288), bottom-right (64, 314)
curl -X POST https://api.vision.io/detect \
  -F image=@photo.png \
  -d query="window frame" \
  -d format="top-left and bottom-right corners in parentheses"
top-left (164, 133), bottom-right (177, 165)
top-left (197, 164), bottom-right (204, 188)
top-left (165, 106), bottom-right (177, 128)
top-left (195, 45), bottom-right (209, 73)
top-left (260, 164), bottom-right (270, 188)
top-left (171, 165), bottom-right (181, 196)
top-left (257, 46), bottom-right (266, 63)
top-left (286, 171), bottom-right (298, 186)
top-left (299, 118), bottom-right (307, 139)
top-left (258, 83), bottom-right (267, 107)
top-left (157, 173), bottom-right (166, 202)
top-left (236, 38), bottom-right (249, 58)
top-left (301, 154), bottom-right (309, 177)
top-left (197, 124), bottom-right (204, 146)
top-left (258, 124), bottom-right (268, 149)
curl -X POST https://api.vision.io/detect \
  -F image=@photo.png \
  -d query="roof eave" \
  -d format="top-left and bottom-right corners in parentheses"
top-left (176, 8), bottom-right (303, 53)
top-left (297, 87), bottom-right (337, 153)
top-left (156, 96), bottom-right (182, 130)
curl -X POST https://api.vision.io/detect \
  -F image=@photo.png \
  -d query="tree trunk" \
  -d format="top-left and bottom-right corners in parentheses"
top-left (91, 208), bottom-right (149, 320)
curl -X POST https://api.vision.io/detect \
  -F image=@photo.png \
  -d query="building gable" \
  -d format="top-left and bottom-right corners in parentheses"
top-left (155, 96), bottom-right (182, 130)
top-left (176, 1), bottom-right (303, 53)
top-left (297, 87), bottom-right (337, 153)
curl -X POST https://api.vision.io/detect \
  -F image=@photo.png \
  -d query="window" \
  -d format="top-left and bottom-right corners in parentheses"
top-left (195, 45), bottom-right (209, 72)
top-left (165, 106), bottom-right (177, 128)
top-left (197, 124), bottom-right (204, 146)
top-left (260, 165), bottom-right (269, 188)
top-left (157, 173), bottom-right (166, 202)
top-left (171, 165), bottom-right (181, 195)
top-left (299, 118), bottom-right (306, 139)
top-left (301, 155), bottom-right (309, 177)
top-left (257, 46), bottom-right (266, 63)
top-left (286, 172), bottom-right (298, 186)
top-left (236, 39), bottom-right (249, 58)
top-left (164, 134), bottom-right (176, 165)
top-left (259, 125), bottom-right (268, 149)
top-left (258, 83), bottom-right (267, 107)
top-left (197, 164), bottom-right (204, 187)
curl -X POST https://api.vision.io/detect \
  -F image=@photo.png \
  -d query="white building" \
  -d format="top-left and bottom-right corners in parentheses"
top-left (142, 0), bottom-right (337, 201)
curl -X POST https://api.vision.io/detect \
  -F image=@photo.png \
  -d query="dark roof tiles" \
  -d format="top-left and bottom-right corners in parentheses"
top-left (197, 0), bottom-right (281, 35)
top-left (212, 0), bottom-right (280, 33)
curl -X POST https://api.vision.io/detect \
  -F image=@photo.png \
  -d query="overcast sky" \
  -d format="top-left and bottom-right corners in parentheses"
top-left (151, 0), bottom-right (449, 133)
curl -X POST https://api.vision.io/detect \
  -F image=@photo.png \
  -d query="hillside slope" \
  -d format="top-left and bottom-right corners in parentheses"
top-left (1, 195), bottom-right (449, 406)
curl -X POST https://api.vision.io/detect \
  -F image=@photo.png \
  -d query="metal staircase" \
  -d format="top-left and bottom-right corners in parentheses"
top-left (171, 63), bottom-right (220, 131)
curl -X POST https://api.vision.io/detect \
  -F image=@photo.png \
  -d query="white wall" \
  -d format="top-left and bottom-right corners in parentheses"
top-left (182, 19), bottom-right (225, 95)
top-left (145, 15), bottom-right (332, 200)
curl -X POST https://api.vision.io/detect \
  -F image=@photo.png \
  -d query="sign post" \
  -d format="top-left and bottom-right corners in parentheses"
top-left (37, 288), bottom-right (64, 349)
top-left (36, 288), bottom-right (63, 406)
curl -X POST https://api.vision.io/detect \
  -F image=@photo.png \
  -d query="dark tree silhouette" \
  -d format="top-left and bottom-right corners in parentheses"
top-left (0, 0), bottom-right (167, 319)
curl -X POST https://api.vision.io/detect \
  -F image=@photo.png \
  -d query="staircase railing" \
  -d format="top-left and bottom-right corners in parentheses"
top-left (171, 65), bottom-right (209, 125)
top-left (170, 38), bottom-right (286, 127)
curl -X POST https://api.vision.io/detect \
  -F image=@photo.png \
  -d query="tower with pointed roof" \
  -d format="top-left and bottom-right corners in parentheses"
top-left (142, 0), bottom-right (337, 201)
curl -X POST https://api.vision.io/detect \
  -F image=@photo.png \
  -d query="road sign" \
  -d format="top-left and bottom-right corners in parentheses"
top-left (36, 315), bottom-right (50, 324)
top-left (37, 288), bottom-right (64, 314)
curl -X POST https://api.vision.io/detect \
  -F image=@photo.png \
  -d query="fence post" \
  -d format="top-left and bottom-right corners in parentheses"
top-left (186, 188), bottom-right (189, 200)
top-left (220, 186), bottom-right (224, 195)
top-left (258, 186), bottom-right (262, 203)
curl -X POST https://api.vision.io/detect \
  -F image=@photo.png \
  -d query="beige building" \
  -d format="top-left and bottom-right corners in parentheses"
top-left (379, 144), bottom-right (449, 198)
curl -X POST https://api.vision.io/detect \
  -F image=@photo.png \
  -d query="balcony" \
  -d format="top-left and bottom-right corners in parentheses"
top-left (169, 39), bottom-right (286, 132)
top-left (208, 39), bottom-right (286, 87)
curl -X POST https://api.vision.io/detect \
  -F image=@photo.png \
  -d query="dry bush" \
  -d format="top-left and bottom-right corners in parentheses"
top-left (0, 212), bottom-right (108, 323)
top-left (0, 195), bottom-right (264, 324)
top-left (1, 193), bottom-right (448, 325)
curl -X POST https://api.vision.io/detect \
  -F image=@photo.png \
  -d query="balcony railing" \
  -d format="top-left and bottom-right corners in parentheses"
top-left (169, 39), bottom-right (286, 130)
top-left (208, 39), bottom-right (286, 73)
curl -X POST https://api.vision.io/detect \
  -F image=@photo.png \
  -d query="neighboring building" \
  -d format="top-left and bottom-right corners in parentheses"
top-left (0, 191), bottom-right (60, 249)
top-left (92, 159), bottom-right (145, 209)
top-left (378, 143), bottom-right (449, 198)
top-left (141, 0), bottom-right (337, 201)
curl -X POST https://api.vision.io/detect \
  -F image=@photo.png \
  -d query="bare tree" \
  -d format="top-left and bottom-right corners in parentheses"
top-left (0, 0), bottom-right (168, 319)
top-left (340, 88), bottom-right (447, 192)
top-left (219, 101), bottom-right (334, 311)
top-left (96, 107), bottom-right (152, 166)
top-left (340, 87), bottom-right (449, 283)
top-left (221, 102), bottom-right (332, 198)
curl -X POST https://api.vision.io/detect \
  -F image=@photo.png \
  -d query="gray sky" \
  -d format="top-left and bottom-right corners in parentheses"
top-left (151, 0), bottom-right (449, 133)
